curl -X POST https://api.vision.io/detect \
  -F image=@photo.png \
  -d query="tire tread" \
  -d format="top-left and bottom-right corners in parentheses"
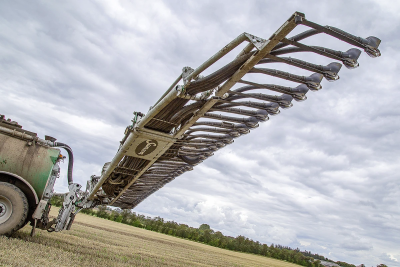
top-left (0, 182), bottom-right (29, 235)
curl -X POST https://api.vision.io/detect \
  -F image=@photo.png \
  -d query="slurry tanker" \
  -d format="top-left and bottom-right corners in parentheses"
top-left (0, 12), bottom-right (381, 235)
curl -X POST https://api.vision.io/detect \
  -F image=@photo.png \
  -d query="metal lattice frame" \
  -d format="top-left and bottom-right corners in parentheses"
top-left (86, 12), bottom-right (381, 209)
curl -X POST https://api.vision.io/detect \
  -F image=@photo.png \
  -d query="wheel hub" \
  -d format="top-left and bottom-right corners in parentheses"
top-left (0, 203), bottom-right (4, 216)
top-left (0, 196), bottom-right (12, 224)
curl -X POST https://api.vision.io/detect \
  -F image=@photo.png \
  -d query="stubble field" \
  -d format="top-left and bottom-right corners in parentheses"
top-left (0, 208), bottom-right (301, 267)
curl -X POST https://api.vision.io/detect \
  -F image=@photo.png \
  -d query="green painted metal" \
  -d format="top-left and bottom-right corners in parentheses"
top-left (0, 133), bottom-right (60, 199)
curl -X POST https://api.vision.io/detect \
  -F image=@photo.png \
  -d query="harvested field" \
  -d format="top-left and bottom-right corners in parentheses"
top-left (0, 209), bottom-right (301, 267)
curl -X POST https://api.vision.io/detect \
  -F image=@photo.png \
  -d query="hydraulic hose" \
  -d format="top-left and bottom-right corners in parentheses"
top-left (52, 142), bottom-right (74, 185)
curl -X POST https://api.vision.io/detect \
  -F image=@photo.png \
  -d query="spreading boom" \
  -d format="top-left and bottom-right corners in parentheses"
top-left (83, 12), bottom-right (381, 210)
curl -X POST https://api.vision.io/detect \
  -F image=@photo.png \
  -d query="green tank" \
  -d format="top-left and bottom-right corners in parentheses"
top-left (0, 115), bottom-right (63, 235)
top-left (0, 129), bottom-right (60, 199)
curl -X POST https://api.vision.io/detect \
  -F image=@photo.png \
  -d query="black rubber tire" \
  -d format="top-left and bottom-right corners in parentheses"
top-left (0, 182), bottom-right (29, 235)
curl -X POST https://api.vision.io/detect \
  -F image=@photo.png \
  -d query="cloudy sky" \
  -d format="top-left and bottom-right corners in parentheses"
top-left (1, 0), bottom-right (399, 265)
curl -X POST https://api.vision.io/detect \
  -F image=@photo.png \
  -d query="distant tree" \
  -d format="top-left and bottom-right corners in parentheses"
top-left (50, 195), bottom-right (64, 207)
top-left (120, 209), bottom-right (131, 224)
top-left (134, 220), bottom-right (144, 228)
top-left (203, 229), bottom-right (213, 243)
top-left (199, 224), bottom-right (210, 231)
top-left (377, 264), bottom-right (388, 267)
top-left (80, 208), bottom-right (94, 215)
top-left (114, 214), bottom-right (123, 222)
top-left (78, 206), bottom-right (357, 267)
top-left (336, 261), bottom-right (356, 267)
top-left (261, 244), bottom-right (268, 256)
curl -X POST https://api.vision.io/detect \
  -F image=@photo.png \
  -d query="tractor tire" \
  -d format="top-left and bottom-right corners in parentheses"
top-left (0, 182), bottom-right (29, 235)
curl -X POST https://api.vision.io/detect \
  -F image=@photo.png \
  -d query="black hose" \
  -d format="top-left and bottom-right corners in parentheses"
top-left (53, 142), bottom-right (74, 185)
top-left (178, 155), bottom-right (202, 165)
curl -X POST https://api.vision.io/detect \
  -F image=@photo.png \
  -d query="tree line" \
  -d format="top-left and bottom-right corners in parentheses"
top-left (50, 196), bottom-right (382, 267)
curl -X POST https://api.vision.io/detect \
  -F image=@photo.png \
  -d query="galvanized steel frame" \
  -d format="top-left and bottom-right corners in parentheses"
top-left (88, 12), bottom-right (301, 203)
top-left (85, 11), bottom-right (381, 209)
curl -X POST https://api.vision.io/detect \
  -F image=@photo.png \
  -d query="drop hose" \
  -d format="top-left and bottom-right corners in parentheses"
top-left (52, 142), bottom-right (74, 185)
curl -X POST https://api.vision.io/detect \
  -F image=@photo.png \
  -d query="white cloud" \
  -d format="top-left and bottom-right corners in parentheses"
top-left (1, 1), bottom-right (399, 266)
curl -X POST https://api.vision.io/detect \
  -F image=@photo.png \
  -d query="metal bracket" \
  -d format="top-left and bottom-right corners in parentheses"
top-left (30, 163), bottom-right (60, 234)
top-left (42, 164), bottom-right (59, 199)
top-left (74, 175), bottom-right (99, 209)
top-left (54, 183), bottom-right (81, 232)
top-left (32, 200), bottom-right (48, 220)
top-left (244, 33), bottom-right (267, 51)
top-left (182, 66), bottom-right (194, 84)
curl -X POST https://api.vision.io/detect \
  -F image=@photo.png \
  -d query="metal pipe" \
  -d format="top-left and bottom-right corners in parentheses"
top-left (152, 74), bottom-right (182, 108)
top-left (185, 33), bottom-right (248, 83)
top-left (277, 38), bottom-right (361, 69)
top-left (174, 12), bottom-right (303, 138)
top-left (259, 55), bottom-right (342, 81)
top-left (136, 85), bottom-right (183, 128)
top-left (236, 42), bottom-right (255, 58)
top-left (298, 19), bottom-right (381, 57)
top-left (177, 92), bottom-right (207, 101)
top-left (53, 142), bottom-right (74, 185)
top-left (249, 68), bottom-right (323, 90)
top-left (273, 29), bottom-right (319, 50)
top-left (0, 125), bottom-right (48, 145)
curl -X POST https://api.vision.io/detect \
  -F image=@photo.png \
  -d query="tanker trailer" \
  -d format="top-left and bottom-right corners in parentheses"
top-left (0, 114), bottom-right (83, 235)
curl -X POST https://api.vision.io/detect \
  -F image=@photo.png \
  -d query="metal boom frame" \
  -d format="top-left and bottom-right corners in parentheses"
top-left (83, 12), bottom-right (381, 209)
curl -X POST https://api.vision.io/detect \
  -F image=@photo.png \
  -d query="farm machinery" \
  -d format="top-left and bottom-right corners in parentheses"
top-left (0, 12), bottom-right (381, 235)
